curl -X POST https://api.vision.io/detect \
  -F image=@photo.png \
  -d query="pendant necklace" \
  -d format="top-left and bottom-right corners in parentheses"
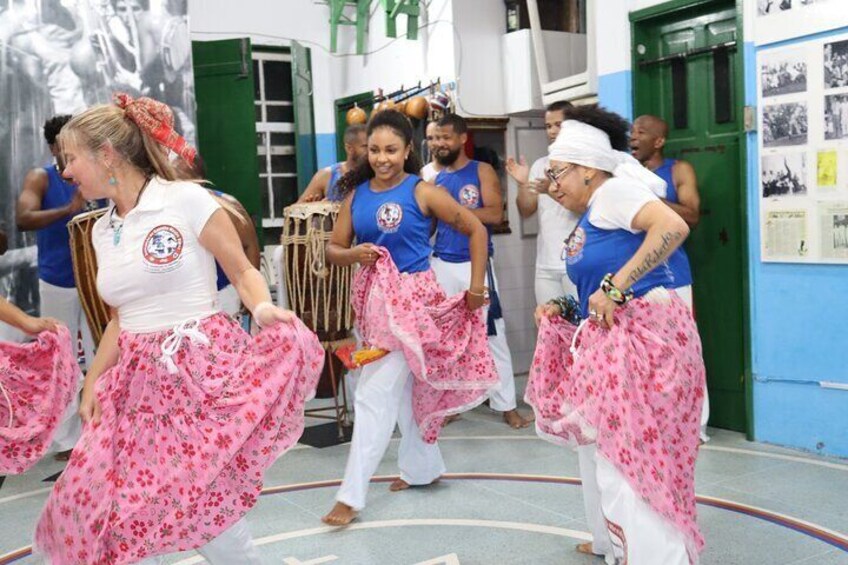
top-left (110, 177), bottom-right (151, 246)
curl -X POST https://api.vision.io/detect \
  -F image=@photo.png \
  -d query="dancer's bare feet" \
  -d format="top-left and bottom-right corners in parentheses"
top-left (389, 477), bottom-right (441, 492)
top-left (322, 502), bottom-right (358, 526)
top-left (576, 542), bottom-right (602, 556)
top-left (503, 409), bottom-right (533, 429)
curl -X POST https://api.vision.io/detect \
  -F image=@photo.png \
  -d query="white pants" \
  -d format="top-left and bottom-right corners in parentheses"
top-left (336, 351), bottom-right (446, 511)
top-left (39, 280), bottom-right (94, 453)
top-left (534, 267), bottom-right (577, 305)
top-left (430, 257), bottom-right (517, 412)
top-left (134, 517), bottom-right (261, 564)
top-left (674, 285), bottom-right (710, 443)
top-left (578, 444), bottom-right (689, 565)
top-left (217, 284), bottom-right (242, 317)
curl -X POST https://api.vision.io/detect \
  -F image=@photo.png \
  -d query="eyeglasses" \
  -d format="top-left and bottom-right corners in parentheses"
top-left (545, 164), bottom-right (574, 185)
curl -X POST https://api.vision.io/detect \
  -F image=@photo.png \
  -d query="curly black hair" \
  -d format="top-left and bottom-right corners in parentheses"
top-left (43, 115), bottom-right (73, 146)
top-left (335, 109), bottom-right (422, 199)
top-left (561, 104), bottom-right (631, 152)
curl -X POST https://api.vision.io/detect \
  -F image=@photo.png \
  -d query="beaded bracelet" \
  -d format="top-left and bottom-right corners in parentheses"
top-left (600, 273), bottom-right (633, 305)
top-left (547, 295), bottom-right (582, 326)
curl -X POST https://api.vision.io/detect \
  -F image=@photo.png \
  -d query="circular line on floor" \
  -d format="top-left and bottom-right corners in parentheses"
top-left (2, 473), bottom-right (845, 563)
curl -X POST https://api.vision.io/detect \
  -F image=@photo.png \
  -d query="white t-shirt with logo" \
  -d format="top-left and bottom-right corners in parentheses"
top-left (421, 162), bottom-right (441, 183)
top-left (93, 177), bottom-right (222, 333)
top-left (529, 156), bottom-right (581, 271)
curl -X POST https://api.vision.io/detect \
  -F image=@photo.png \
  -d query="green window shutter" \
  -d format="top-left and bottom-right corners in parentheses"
top-left (291, 40), bottom-right (317, 194)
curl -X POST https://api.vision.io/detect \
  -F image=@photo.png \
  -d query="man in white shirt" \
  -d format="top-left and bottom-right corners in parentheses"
top-left (420, 121), bottom-right (443, 182)
top-left (506, 101), bottom-right (580, 305)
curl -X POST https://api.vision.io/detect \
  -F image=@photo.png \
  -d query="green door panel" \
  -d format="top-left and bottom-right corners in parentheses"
top-left (291, 40), bottom-right (316, 194)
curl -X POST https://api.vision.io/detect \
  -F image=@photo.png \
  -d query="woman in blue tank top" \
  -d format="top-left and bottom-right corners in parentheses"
top-left (525, 106), bottom-right (707, 564)
top-left (322, 110), bottom-right (499, 527)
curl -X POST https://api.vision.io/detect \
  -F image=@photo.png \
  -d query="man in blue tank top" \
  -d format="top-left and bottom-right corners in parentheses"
top-left (15, 115), bottom-right (99, 459)
top-left (298, 124), bottom-right (368, 202)
top-left (630, 114), bottom-right (709, 442)
top-left (430, 114), bottom-right (531, 429)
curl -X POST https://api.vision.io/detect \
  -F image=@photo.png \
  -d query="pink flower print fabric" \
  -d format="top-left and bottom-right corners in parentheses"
top-left (352, 247), bottom-right (499, 443)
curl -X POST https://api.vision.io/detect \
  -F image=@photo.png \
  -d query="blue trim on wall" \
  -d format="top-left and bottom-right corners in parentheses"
top-left (746, 33), bottom-right (848, 457)
top-left (316, 133), bottom-right (338, 169)
top-left (598, 71), bottom-right (633, 122)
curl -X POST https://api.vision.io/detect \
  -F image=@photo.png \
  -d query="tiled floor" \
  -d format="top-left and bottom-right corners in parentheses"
top-left (2, 380), bottom-right (847, 564)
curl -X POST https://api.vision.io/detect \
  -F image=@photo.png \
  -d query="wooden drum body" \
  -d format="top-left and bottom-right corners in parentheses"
top-left (67, 208), bottom-right (110, 346)
top-left (282, 202), bottom-right (353, 399)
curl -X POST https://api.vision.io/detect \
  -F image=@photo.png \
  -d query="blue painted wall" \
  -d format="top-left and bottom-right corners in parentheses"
top-left (745, 33), bottom-right (848, 458)
top-left (315, 133), bottom-right (338, 169)
top-left (598, 70), bottom-right (634, 122)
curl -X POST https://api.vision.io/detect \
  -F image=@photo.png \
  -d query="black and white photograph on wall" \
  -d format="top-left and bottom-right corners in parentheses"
top-left (824, 39), bottom-right (848, 89)
top-left (0, 0), bottom-right (195, 320)
top-left (763, 102), bottom-right (808, 147)
top-left (825, 94), bottom-right (848, 140)
top-left (760, 50), bottom-right (807, 97)
top-left (758, 0), bottom-right (792, 15)
top-left (832, 214), bottom-right (848, 250)
top-left (762, 153), bottom-right (808, 197)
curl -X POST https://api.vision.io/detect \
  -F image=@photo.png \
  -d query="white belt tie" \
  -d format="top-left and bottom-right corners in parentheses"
top-left (160, 318), bottom-right (210, 374)
top-left (569, 319), bottom-right (589, 360)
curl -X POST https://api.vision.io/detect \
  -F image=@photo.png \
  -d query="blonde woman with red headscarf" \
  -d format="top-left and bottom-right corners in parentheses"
top-left (33, 94), bottom-right (324, 565)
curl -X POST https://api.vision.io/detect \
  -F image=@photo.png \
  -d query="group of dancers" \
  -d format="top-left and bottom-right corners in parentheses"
top-left (0, 93), bottom-right (706, 564)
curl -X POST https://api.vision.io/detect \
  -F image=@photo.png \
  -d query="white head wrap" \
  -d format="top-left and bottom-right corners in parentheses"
top-left (548, 120), bottom-right (667, 197)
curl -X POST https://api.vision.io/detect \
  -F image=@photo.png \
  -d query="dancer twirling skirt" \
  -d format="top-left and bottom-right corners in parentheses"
top-left (525, 110), bottom-right (706, 565)
top-left (33, 94), bottom-right (324, 564)
top-left (322, 110), bottom-right (498, 526)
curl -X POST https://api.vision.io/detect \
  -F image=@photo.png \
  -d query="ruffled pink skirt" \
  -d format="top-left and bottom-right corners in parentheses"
top-left (0, 326), bottom-right (80, 474)
top-left (525, 291), bottom-right (706, 561)
top-left (353, 249), bottom-right (499, 443)
top-left (34, 313), bottom-right (324, 565)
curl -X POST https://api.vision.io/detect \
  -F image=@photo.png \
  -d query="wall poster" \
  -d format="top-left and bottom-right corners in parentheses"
top-left (757, 27), bottom-right (848, 264)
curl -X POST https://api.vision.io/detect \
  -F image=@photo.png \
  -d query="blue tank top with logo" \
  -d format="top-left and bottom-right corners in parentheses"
top-left (36, 166), bottom-right (78, 288)
top-left (654, 158), bottom-right (693, 288)
top-left (351, 174), bottom-right (431, 274)
top-left (326, 163), bottom-right (345, 202)
top-left (565, 208), bottom-right (675, 319)
top-left (433, 160), bottom-right (494, 263)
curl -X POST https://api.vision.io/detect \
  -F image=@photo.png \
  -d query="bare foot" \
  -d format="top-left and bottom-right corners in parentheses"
top-left (321, 502), bottom-right (357, 526)
top-left (54, 449), bottom-right (73, 462)
top-left (576, 542), bottom-right (600, 556)
top-left (503, 409), bottom-right (533, 429)
top-left (444, 414), bottom-right (461, 425)
top-left (389, 477), bottom-right (440, 492)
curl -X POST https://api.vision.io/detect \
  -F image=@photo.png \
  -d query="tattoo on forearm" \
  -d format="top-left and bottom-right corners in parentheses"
top-left (626, 231), bottom-right (682, 285)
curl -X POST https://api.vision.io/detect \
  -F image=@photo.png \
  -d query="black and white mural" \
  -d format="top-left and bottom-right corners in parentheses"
top-left (0, 0), bottom-right (194, 317)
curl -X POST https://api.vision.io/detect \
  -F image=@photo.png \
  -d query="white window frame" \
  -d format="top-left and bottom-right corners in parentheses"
top-left (526, 0), bottom-right (597, 103)
top-left (253, 50), bottom-right (297, 228)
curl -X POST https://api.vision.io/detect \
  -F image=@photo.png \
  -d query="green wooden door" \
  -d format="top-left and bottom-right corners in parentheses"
top-left (192, 38), bottom-right (262, 238)
top-left (291, 40), bottom-right (316, 194)
top-left (633, 1), bottom-right (748, 432)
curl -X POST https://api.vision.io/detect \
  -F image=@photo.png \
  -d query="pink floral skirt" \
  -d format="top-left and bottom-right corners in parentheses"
top-left (34, 313), bottom-right (323, 565)
top-left (0, 326), bottom-right (80, 474)
top-left (525, 290), bottom-right (706, 562)
top-left (353, 248), bottom-right (499, 442)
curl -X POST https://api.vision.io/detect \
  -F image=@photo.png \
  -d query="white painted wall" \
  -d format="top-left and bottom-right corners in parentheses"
top-left (451, 0), bottom-right (507, 117)
top-left (188, 0), bottom-right (338, 134)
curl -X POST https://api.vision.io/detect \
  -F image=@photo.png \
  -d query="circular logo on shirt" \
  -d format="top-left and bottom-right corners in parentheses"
top-left (142, 225), bottom-right (184, 266)
top-left (376, 203), bottom-right (403, 233)
top-left (459, 184), bottom-right (480, 208)
top-left (564, 226), bottom-right (585, 264)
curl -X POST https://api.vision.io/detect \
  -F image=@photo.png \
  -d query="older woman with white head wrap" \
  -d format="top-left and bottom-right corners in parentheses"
top-left (525, 106), bottom-right (706, 565)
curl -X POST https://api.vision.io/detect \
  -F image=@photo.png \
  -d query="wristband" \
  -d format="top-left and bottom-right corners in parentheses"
top-left (600, 273), bottom-right (633, 305)
top-left (252, 301), bottom-right (275, 327)
top-left (546, 295), bottom-right (581, 325)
